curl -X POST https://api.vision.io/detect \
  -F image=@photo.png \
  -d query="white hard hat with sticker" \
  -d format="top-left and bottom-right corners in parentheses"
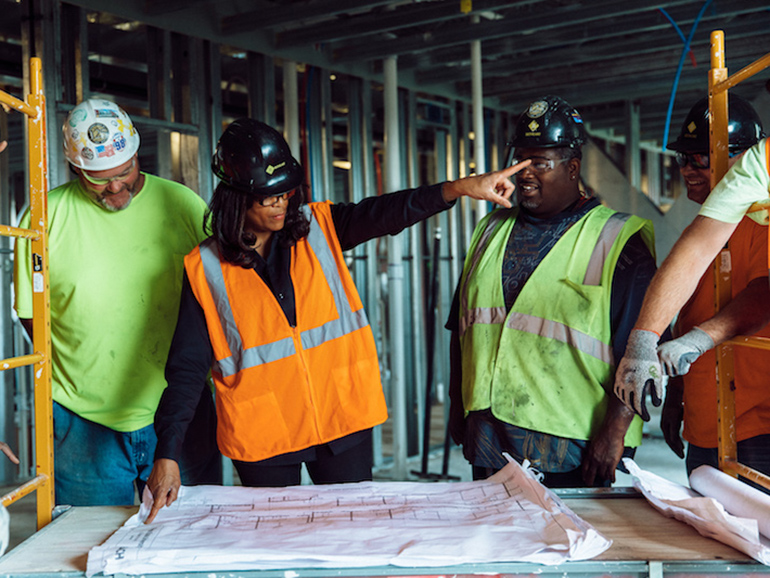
top-left (62, 99), bottom-right (140, 171)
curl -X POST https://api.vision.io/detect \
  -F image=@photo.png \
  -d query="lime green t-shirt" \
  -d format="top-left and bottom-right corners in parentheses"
top-left (14, 174), bottom-right (208, 432)
top-left (699, 139), bottom-right (770, 225)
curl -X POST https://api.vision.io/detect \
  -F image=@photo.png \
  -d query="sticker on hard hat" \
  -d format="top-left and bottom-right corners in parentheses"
top-left (528, 120), bottom-right (540, 132)
top-left (87, 123), bottom-right (110, 144)
top-left (96, 144), bottom-right (115, 158)
top-left (81, 147), bottom-right (94, 161)
top-left (571, 112), bottom-right (583, 124)
top-left (527, 101), bottom-right (548, 118)
top-left (94, 109), bottom-right (119, 118)
top-left (113, 134), bottom-right (126, 151)
top-left (266, 161), bottom-right (286, 175)
top-left (69, 109), bottom-right (87, 126)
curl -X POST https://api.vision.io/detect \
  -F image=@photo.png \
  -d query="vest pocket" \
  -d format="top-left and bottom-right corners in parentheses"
top-left (219, 391), bottom-right (292, 460)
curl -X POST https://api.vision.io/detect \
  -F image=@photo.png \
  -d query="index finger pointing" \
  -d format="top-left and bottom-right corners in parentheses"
top-left (144, 497), bottom-right (163, 525)
top-left (498, 159), bottom-right (531, 178)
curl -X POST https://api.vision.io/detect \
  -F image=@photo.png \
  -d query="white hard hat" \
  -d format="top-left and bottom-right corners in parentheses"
top-left (62, 99), bottom-right (140, 171)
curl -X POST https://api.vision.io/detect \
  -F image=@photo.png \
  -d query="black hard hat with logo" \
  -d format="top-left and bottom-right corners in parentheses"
top-left (667, 94), bottom-right (765, 154)
top-left (212, 118), bottom-right (304, 197)
top-left (507, 95), bottom-right (587, 150)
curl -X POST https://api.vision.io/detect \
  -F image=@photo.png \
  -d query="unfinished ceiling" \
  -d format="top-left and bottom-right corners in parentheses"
top-left (2, 0), bottom-right (769, 149)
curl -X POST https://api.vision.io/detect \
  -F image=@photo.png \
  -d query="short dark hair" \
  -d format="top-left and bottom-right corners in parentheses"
top-left (205, 183), bottom-right (311, 268)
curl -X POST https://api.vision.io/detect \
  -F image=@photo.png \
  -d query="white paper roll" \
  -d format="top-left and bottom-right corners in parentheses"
top-left (0, 504), bottom-right (8, 556)
top-left (689, 465), bottom-right (770, 539)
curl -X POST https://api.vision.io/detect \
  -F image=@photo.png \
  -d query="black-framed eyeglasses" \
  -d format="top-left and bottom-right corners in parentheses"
top-left (675, 150), bottom-right (743, 169)
top-left (510, 156), bottom-right (569, 174)
top-left (257, 189), bottom-right (296, 207)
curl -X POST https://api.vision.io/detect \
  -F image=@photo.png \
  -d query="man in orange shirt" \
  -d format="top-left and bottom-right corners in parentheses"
top-left (658, 95), bottom-right (770, 488)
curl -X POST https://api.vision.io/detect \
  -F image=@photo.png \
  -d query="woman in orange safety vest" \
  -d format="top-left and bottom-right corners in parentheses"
top-left (143, 118), bottom-right (529, 523)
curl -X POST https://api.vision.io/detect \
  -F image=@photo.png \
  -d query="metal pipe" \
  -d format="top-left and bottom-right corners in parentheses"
top-left (470, 15), bottom-right (486, 223)
top-left (0, 225), bottom-right (40, 240)
top-left (27, 56), bottom-right (54, 528)
top-left (406, 91), bottom-right (425, 458)
top-left (1, 474), bottom-right (48, 507)
top-left (0, 353), bottom-right (44, 372)
top-left (283, 60), bottom-right (300, 160)
top-left (722, 459), bottom-right (770, 491)
top-left (0, 90), bottom-right (36, 118)
top-left (713, 52), bottom-right (770, 93)
top-left (383, 56), bottom-right (407, 479)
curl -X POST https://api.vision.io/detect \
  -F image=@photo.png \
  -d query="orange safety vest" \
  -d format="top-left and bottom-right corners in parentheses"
top-left (185, 202), bottom-right (387, 462)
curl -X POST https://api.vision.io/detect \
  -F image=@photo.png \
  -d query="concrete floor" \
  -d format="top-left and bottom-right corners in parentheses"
top-left (1, 404), bottom-right (689, 554)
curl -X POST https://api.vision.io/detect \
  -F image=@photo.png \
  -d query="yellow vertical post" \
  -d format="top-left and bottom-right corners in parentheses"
top-left (709, 30), bottom-right (737, 475)
top-left (26, 57), bottom-right (54, 527)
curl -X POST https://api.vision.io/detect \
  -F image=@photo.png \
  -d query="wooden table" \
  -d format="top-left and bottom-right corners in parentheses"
top-left (0, 493), bottom-right (765, 577)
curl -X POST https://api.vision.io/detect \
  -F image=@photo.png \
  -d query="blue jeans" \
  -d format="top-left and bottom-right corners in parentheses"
top-left (686, 435), bottom-right (770, 495)
top-left (53, 396), bottom-right (221, 506)
top-left (53, 402), bottom-right (155, 506)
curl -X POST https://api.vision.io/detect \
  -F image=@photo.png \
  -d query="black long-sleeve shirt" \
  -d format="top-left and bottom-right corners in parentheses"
top-left (155, 184), bottom-right (453, 464)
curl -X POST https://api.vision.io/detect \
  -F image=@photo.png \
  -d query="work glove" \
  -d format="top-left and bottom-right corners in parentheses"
top-left (660, 381), bottom-right (685, 459)
top-left (613, 329), bottom-right (663, 422)
top-left (656, 326), bottom-right (714, 377)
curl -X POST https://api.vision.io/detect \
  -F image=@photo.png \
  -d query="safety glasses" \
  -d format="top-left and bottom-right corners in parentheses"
top-left (81, 159), bottom-right (136, 186)
top-left (675, 153), bottom-right (710, 169)
top-left (510, 156), bottom-right (569, 174)
top-left (675, 150), bottom-right (742, 169)
top-left (257, 189), bottom-right (296, 207)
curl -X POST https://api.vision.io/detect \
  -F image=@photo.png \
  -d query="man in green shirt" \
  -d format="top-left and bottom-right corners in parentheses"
top-left (14, 99), bottom-right (220, 505)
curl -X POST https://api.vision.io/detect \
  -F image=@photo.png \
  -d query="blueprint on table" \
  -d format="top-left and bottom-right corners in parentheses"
top-left (86, 457), bottom-right (611, 577)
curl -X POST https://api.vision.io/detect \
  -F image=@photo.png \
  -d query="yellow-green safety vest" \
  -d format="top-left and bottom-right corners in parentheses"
top-left (459, 204), bottom-right (654, 445)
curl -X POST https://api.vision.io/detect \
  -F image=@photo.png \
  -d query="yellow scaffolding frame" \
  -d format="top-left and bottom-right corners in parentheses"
top-left (709, 30), bottom-right (770, 491)
top-left (0, 57), bottom-right (54, 528)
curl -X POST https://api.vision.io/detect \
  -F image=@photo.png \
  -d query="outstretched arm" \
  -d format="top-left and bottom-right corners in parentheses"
top-left (636, 216), bottom-right (738, 335)
top-left (441, 160), bottom-right (530, 208)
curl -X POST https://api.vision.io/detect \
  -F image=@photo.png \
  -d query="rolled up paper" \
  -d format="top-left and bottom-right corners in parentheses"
top-left (689, 465), bottom-right (770, 539)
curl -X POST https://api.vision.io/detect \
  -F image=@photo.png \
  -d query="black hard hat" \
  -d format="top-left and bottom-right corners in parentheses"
top-left (212, 118), bottom-right (304, 196)
top-left (507, 95), bottom-right (587, 149)
top-left (667, 94), bottom-right (765, 154)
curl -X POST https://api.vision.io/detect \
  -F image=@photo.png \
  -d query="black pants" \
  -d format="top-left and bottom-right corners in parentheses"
top-left (234, 437), bottom-right (373, 487)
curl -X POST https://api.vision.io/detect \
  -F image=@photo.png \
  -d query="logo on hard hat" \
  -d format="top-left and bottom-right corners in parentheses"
top-left (527, 101), bottom-right (548, 118)
top-left (528, 120), bottom-right (540, 132)
top-left (88, 123), bottom-right (110, 144)
top-left (687, 121), bottom-right (697, 134)
top-left (266, 161), bottom-right (286, 175)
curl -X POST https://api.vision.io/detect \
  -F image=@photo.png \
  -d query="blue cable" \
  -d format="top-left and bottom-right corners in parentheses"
top-left (661, 0), bottom-right (714, 151)
top-left (658, 7), bottom-right (687, 44)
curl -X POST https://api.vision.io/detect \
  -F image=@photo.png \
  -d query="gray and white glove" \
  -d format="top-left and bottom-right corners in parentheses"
top-left (656, 326), bottom-right (714, 377)
top-left (614, 329), bottom-right (663, 422)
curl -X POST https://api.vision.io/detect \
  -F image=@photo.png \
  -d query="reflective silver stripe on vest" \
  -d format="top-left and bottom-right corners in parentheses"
top-left (507, 311), bottom-right (614, 365)
top-left (300, 207), bottom-right (369, 350)
top-left (583, 213), bottom-right (630, 286)
top-left (200, 206), bottom-right (369, 377)
top-left (461, 306), bottom-right (507, 335)
top-left (459, 209), bottom-right (512, 335)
